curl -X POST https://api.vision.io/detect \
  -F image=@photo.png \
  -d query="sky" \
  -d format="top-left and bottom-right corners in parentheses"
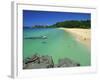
top-left (23, 10), bottom-right (91, 27)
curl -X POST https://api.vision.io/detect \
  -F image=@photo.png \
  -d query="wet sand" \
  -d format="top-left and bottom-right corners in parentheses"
top-left (59, 28), bottom-right (91, 48)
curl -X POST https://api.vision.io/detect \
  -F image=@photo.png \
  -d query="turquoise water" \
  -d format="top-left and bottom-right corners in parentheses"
top-left (23, 28), bottom-right (90, 66)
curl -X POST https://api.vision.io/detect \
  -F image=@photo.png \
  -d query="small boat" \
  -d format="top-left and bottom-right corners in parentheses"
top-left (42, 36), bottom-right (47, 39)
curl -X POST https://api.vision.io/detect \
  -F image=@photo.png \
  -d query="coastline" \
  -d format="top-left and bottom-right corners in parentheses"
top-left (59, 28), bottom-right (91, 48)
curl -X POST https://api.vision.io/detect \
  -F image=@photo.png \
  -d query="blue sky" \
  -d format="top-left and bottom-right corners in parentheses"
top-left (23, 10), bottom-right (91, 27)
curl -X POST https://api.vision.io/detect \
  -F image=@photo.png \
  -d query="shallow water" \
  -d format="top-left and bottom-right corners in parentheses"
top-left (23, 28), bottom-right (90, 66)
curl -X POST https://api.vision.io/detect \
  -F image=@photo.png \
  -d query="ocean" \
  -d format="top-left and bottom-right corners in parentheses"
top-left (23, 28), bottom-right (90, 66)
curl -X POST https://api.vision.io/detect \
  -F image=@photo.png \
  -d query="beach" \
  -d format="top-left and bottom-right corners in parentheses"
top-left (23, 10), bottom-right (91, 69)
top-left (59, 28), bottom-right (91, 48)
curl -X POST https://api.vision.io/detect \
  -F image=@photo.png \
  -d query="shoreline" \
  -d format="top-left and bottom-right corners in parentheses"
top-left (59, 28), bottom-right (91, 49)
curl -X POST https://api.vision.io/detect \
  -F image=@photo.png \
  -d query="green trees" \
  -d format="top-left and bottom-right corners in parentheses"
top-left (52, 20), bottom-right (90, 29)
top-left (31, 20), bottom-right (90, 29)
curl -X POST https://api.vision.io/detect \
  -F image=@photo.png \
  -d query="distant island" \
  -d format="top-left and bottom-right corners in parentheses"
top-left (24, 20), bottom-right (90, 29)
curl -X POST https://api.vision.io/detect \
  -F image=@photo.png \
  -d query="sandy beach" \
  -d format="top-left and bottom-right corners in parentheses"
top-left (59, 28), bottom-right (91, 48)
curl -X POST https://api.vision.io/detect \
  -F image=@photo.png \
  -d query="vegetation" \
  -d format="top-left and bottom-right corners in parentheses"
top-left (52, 20), bottom-right (91, 29)
top-left (24, 20), bottom-right (91, 29)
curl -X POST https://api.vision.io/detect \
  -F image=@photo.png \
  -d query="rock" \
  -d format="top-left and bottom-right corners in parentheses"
top-left (23, 54), bottom-right (54, 69)
top-left (54, 64), bottom-right (58, 68)
top-left (23, 54), bottom-right (80, 69)
top-left (76, 63), bottom-right (80, 66)
top-left (57, 58), bottom-right (80, 67)
top-left (40, 55), bottom-right (54, 68)
top-left (26, 63), bottom-right (48, 69)
top-left (24, 54), bottom-right (40, 64)
top-left (23, 63), bottom-right (27, 69)
top-left (23, 60), bottom-right (29, 69)
top-left (23, 57), bottom-right (30, 64)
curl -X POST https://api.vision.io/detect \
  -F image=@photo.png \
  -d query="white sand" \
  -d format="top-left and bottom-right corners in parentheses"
top-left (59, 28), bottom-right (91, 48)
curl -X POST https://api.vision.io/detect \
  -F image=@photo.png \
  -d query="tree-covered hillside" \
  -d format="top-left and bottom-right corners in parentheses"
top-left (25, 20), bottom-right (91, 29)
top-left (52, 20), bottom-right (90, 29)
